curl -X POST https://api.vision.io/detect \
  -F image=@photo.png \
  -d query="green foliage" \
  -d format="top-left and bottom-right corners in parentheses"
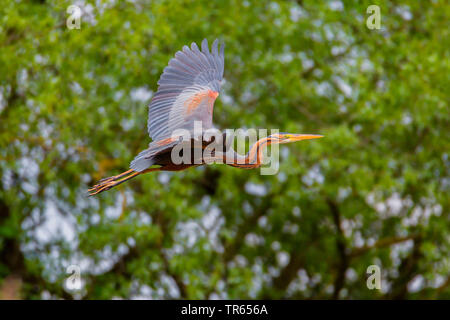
top-left (0, 0), bottom-right (449, 299)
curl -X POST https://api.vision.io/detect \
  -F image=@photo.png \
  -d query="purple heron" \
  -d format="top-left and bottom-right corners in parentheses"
top-left (89, 39), bottom-right (322, 196)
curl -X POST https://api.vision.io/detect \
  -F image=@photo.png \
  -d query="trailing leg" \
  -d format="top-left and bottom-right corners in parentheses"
top-left (88, 168), bottom-right (160, 196)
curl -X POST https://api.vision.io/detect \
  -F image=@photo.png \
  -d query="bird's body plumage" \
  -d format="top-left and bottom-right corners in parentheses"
top-left (88, 39), bottom-right (322, 196)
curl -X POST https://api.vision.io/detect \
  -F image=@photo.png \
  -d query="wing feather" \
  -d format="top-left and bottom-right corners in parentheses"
top-left (147, 38), bottom-right (225, 142)
top-left (131, 39), bottom-right (225, 172)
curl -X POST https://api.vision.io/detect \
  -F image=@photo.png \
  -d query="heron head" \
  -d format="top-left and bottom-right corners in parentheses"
top-left (268, 132), bottom-right (324, 144)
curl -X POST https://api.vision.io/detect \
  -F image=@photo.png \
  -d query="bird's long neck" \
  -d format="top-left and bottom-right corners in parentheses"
top-left (225, 137), bottom-right (271, 168)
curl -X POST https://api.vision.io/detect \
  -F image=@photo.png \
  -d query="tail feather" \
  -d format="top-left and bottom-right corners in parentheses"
top-left (130, 139), bottom-right (178, 172)
top-left (130, 149), bottom-right (155, 172)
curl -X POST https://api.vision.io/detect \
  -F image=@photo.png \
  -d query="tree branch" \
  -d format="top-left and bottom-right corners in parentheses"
top-left (349, 235), bottom-right (418, 259)
top-left (327, 198), bottom-right (349, 299)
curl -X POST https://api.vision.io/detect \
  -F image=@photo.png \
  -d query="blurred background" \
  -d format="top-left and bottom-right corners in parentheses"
top-left (0, 0), bottom-right (449, 299)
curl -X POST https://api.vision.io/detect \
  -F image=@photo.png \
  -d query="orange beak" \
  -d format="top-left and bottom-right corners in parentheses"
top-left (288, 134), bottom-right (324, 141)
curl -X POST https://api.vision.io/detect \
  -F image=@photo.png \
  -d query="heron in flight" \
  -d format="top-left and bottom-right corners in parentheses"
top-left (89, 39), bottom-right (322, 196)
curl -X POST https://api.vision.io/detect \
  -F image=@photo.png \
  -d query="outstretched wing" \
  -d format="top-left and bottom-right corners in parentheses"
top-left (147, 38), bottom-right (225, 141)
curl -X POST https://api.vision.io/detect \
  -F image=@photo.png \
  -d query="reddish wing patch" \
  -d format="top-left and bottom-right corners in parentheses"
top-left (208, 90), bottom-right (219, 99)
top-left (185, 90), bottom-right (219, 115)
top-left (156, 137), bottom-right (176, 146)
